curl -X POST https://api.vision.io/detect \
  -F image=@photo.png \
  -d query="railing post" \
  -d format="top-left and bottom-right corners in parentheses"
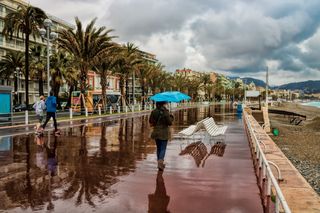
top-left (132, 105), bottom-right (134, 112)
top-left (267, 177), bottom-right (272, 196)
top-left (98, 106), bottom-right (101, 116)
top-left (69, 108), bottom-right (73, 119)
top-left (275, 196), bottom-right (280, 213)
top-left (25, 110), bottom-right (28, 125)
top-left (138, 105), bottom-right (141, 111)
top-left (85, 108), bottom-right (88, 117)
top-left (109, 106), bottom-right (112, 114)
top-left (117, 106), bottom-right (120, 113)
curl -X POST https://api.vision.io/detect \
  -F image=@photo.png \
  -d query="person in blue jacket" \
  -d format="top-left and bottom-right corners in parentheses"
top-left (41, 91), bottom-right (60, 134)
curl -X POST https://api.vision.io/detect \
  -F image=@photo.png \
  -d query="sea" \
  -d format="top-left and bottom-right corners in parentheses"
top-left (302, 101), bottom-right (320, 108)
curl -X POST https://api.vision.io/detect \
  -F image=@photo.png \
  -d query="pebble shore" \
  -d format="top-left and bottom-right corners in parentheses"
top-left (269, 102), bottom-right (320, 195)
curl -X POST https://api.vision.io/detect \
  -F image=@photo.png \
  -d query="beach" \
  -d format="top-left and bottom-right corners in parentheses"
top-left (269, 102), bottom-right (320, 195)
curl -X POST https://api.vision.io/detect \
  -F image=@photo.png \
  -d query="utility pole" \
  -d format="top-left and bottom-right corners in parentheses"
top-left (266, 66), bottom-right (269, 109)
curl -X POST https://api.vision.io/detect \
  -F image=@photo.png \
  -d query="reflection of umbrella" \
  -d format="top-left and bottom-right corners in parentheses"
top-left (150, 91), bottom-right (191, 103)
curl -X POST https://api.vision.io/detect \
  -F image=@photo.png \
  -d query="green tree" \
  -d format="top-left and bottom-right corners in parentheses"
top-left (113, 42), bottom-right (142, 107)
top-left (0, 50), bottom-right (24, 104)
top-left (57, 17), bottom-right (114, 109)
top-left (50, 51), bottom-right (77, 108)
top-left (2, 5), bottom-right (47, 106)
top-left (30, 45), bottom-right (46, 96)
top-left (93, 46), bottom-right (118, 112)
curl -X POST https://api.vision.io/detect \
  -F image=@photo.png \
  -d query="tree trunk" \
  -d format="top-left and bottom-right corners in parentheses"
top-left (25, 32), bottom-right (30, 107)
top-left (141, 83), bottom-right (145, 110)
top-left (38, 69), bottom-right (44, 96)
top-left (100, 72), bottom-right (107, 113)
top-left (119, 77), bottom-right (126, 108)
top-left (67, 85), bottom-right (73, 108)
top-left (80, 67), bottom-right (87, 114)
top-left (125, 76), bottom-right (129, 104)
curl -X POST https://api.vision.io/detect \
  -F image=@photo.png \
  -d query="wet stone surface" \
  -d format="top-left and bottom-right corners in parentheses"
top-left (0, 106), bottom-right (263, 213)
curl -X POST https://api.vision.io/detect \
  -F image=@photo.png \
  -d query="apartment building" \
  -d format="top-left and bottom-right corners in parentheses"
top-left (0, 0), bottom-right (73, 104)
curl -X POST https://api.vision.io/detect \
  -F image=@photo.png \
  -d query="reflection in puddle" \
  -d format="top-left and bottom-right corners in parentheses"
top-left (148, 171), bottom-right (170, 213)
top-left (180, 141), bottom-right (227, 168)
top-left (0, 105), bottom-right (235, 212)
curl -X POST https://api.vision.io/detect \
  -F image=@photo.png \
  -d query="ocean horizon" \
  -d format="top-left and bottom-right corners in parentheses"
top-left (302, 101), bottom-right (320, 108)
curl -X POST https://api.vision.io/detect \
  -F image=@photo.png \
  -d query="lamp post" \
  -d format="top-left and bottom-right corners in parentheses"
top-left (14, 67), bottom-right (21, 104)
top-left (39, 19), bottom-right (57, 96)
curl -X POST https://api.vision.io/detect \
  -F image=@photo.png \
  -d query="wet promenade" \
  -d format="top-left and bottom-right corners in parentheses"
top-left (0, 106), bottom-right (263, 213)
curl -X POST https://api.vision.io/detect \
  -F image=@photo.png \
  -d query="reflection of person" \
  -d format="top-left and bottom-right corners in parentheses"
top-left (33, 95), bottom-right (46, 131)
top-left (41, 91), bottom-right (60, 135)
top-left (35, 136), bottom-right (46, 171)
top-left (46, 135), bottom-right (58, 211)
top-left (149, 102), bottom-right (174, 171)
top-left (148, 171), bottom-right (170, 213)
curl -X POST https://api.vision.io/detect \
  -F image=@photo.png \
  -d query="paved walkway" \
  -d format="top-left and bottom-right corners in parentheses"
top-left (0, 107), bottom-right (264, 212)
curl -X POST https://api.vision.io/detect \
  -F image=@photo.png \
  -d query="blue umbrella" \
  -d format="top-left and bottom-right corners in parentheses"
top-left (150, 91), bottom-right (191, 103)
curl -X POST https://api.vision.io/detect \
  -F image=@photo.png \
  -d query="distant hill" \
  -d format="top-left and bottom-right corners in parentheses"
top-left (227, 76), bottom-right (320, 93)
top-left (228, 76), bottom-right (266, 87)
top-left (241, 77), bottom-right (266, 87)
top-left (276, 80), bottom-right (320, 94)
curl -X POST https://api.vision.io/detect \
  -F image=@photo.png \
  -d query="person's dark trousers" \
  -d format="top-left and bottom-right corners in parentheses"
top-left (42, 112), bottom-right (58, 131)
top-left (155, 139), bottom-right (168, 160)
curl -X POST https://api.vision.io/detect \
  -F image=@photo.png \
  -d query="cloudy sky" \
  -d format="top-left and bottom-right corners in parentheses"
top-left (29, 0), bottom-right (320, 85)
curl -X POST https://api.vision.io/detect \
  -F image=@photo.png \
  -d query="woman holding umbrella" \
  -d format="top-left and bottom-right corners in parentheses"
top-left (149, 101), bottom-right (174, 171)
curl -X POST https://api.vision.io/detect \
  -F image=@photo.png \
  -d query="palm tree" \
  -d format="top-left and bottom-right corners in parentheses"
top-left (50, 51), bottom-right (77, 108)
top-left (113, 42), bottom-right (142, 107)
top-left (30, 45), bottom-right (46, 96)
top-left (0, 50), bottom-right (24, 104)
top-left (200, 73), bottom-right (213, 100)
top-left (136, 62), bottom-right (154, 108)
top-left (2, 5), bottom-right (47, 106)
top-left (93, 46), bottom-right (118, 112)
top-left (57, 17), bottom-right (114, 110)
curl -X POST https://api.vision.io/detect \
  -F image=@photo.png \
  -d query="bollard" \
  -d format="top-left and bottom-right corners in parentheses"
top-left (149, 105), bottom-right (152, 110)
top-left (98, 106), bottom-right (101, 116)
top-left (25, 110), bottom-right (28, 125)
top-left (138, 105), bottom-right (141, 111)
top-left (85, 108), bottom-right (88, 117)
top-left (110, 106), bottom-right (112, 114)
top-left (132, 105), bottom-right (134, 112)
top-left (117, 106), bottom-right (120, 113)
top-left (144, 105), bottom-right (147, 111)
top-left (125, 106), bottom-right (128, 113)
top-left (69, 108), bottom-right (73, 119)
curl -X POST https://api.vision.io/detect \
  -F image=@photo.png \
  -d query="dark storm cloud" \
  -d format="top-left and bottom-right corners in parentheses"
top-left (30, 0), bottom-right (320, 84)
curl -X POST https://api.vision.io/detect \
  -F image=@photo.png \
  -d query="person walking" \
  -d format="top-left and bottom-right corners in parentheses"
top-left (41, 91), bottom-right (60, 135)
top-left (33, 95), bottom-right (46, 131)
top-left (149, 101), bottom-right (174, 171)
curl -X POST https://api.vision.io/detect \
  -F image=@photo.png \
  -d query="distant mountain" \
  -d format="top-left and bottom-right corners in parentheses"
top-left (241, 77), bottom-right (266, 87)
top-left (228, 76), bottom-right (266, 87)
top-left (276, 80), bottom-right (320, 94)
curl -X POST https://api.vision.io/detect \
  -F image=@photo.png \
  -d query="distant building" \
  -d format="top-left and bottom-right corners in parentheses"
top-left (0, 0), bottom-right (73, 104)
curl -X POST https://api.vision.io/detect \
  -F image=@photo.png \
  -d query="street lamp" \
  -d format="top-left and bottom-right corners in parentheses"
top-left (14, 67), bottom-right (21, 104)
top-left (39, 18), bottom-right (57, 96)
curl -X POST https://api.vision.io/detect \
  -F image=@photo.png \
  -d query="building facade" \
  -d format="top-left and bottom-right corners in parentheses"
top-left (0, 0), bottom-right (73, 105)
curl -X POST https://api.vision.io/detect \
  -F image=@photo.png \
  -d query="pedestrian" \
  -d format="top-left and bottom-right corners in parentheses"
top-left (41, 91), bottom-right (60, 135)
top-left (149, 101), bottom-right (174, 171)
top-left (33, 95), bottom-right (46, 131)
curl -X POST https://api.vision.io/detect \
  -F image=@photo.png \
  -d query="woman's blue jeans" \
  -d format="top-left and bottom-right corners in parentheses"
top-left (155, 139), bottom-right (168, 160)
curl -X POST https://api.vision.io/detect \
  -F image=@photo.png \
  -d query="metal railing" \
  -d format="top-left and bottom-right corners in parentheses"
top-left (243, 112), bottom-right (291, 213)
top-left (0, 101), bottom-right (204, 128)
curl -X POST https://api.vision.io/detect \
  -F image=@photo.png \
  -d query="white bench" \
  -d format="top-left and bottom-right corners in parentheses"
top-left (203, 117), bottom-right (228, 142)
top-left (178, 117), bottom-right (210, 136)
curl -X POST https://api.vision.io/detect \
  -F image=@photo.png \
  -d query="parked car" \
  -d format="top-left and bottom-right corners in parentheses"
top-left (13, 103), bottom-right (34, 112)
